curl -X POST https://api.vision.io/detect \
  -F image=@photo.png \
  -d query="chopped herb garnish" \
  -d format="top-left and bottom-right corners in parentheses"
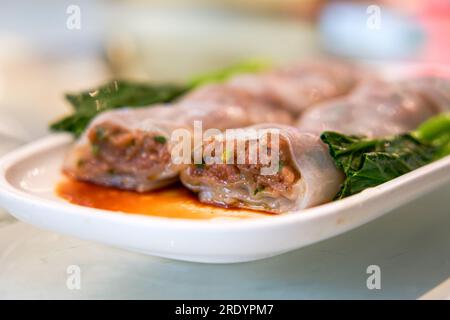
top-left (195, 163), bottom-right (205, 169)
top-left (254, 186), bottom-right (265, 195)
top-left (91, 144), bottom-right (100, 156)
top-left (278, 161), bottom-right (285, 172)
top-left (77, 159), bottom-right (85, 168)
top-left (154, 136), bottom-right (167, 144)
top-left (95, 127), bottom-right (106, 141)
top-left (221, 149), bottom-right (233, 163)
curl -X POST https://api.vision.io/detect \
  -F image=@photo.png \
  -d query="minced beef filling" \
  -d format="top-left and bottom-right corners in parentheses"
top-left (79, 122), bottom-right (171, 176)
top-left (190, 137), bottom-right (299, 195)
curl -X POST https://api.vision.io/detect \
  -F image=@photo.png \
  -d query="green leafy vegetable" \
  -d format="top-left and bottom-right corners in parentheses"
top-left (50, 81), bottom-right (186, 137)
top-left (50, 58), bottom-right (271, 137)
top-left (321, 113), bottom-right (450, 199)
top-left (321, 132), bottom-right (435, 199)
top-left (64, 81), bottom-right (187, 112)
top-left (188, 58), bottom-right (271, 89)
top-left (413, 113), bottom-right (450, 159)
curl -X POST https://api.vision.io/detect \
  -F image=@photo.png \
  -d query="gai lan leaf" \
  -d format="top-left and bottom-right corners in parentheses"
top-left (50, 59), bottom-right (271, 137)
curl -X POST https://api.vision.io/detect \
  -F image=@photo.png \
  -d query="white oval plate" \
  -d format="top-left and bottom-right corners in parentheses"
top-left (1, 133), bottom-right (450, 263)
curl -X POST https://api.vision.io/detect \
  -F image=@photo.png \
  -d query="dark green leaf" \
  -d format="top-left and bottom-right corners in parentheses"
top-left (253, 185), bottom-right (266, 195)
top-left (50, 80), bottom-right (187, 137)
top-left (321, 132), bottom-right (436, 199)
top-left (195, 163), bottom-right (205, 169)
top-left (50, 112), bottom-right (94, 138)
top-left (50, 59), bottom-right (271, 137)
top-left (64, 80), bottom-right (187, 112)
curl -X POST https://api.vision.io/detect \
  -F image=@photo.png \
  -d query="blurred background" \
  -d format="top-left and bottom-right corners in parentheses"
top-left (0, 0), bottom-right (449, 144)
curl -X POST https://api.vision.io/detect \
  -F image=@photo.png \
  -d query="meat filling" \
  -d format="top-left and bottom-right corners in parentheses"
top-left (64, 122), bottom-right (172, 190)
top-left (186, 137), bottom-right (300, 199)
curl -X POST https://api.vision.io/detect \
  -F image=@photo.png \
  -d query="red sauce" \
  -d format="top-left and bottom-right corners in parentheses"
top-left (56, 178), bottom-right (271, 220)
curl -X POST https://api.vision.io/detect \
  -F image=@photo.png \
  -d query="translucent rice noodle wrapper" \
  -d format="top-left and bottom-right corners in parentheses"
top-left (180, 124), bottom-right (345, 213)
top-left (228, 60), bottom-right (364, 115)
top-left (402, 77), bottom-right (450, 113)
top-left (296, 78), bottom-right (450, 137)
top-left (63, 85), bottom-right (293, 192)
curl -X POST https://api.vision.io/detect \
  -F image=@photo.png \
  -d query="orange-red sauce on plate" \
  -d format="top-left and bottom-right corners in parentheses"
top-left (56, 179), bottom-right (271, 220)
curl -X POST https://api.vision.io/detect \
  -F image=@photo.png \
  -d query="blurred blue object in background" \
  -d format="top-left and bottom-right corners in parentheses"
top-left (319, 1), bottom-right (425, 60)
